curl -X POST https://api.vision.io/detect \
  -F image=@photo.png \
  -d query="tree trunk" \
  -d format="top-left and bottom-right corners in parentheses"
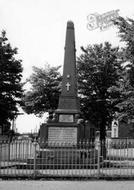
top-left (99, 118), bottom-right (107, 158)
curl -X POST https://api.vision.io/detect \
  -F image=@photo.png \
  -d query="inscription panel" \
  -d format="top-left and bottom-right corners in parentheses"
top-left (48, 127), bottom-right (77, 146)
top-left (59, 114), bottom-right (74, 122)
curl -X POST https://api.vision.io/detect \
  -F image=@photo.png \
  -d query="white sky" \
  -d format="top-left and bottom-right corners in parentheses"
top-left (0, 0), bottom-right (134, 133)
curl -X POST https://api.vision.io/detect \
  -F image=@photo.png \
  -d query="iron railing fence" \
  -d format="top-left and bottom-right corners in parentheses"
top-left (0, 138), bottom-right (134, 178)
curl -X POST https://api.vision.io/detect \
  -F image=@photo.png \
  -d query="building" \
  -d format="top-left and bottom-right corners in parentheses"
top-left (111, 119), bottom-right (134, 138)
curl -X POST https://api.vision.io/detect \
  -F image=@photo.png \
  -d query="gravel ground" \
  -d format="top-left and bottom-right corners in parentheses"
top-left (0, 180), bottom-right (134, 190)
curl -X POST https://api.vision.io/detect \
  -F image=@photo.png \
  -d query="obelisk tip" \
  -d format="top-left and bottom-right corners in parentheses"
top-left (67, 20), bottom-right (74, 29)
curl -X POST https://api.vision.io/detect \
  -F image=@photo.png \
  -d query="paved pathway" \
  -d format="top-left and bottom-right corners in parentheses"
top-left (0, 181), bottom-right (134, 190)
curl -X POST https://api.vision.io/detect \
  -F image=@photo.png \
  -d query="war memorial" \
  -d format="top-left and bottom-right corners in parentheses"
top-left (39, 21), bottom-right (94, 147)
top-left (36, 21), bottom-right (96, 167)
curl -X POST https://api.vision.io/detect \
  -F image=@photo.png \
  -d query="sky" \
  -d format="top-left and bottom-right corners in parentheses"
top-left (0, 0), bottom-right (134, 133)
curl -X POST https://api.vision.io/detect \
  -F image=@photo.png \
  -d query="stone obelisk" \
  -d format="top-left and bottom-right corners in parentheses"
top-left (40, 21), bottom-right (81, 146)
top-left (56, 21), bottom-right (80, 114)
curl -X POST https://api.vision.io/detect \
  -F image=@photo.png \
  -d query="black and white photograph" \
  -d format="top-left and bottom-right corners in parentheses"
top-left (0, 0), bottom-right (134, 189)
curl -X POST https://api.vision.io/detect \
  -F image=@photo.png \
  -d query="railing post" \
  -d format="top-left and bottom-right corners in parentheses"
top-left (97, 140), bottom-right (101, 178)
top-left (8, 140), bottom-right (10, 162)
top-left (0, 141), bottom-right (1, 175)
top-left (33, 138), bottom-right (38, 178)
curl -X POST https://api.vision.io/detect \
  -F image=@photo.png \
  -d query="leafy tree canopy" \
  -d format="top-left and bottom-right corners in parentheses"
top-left (114, 17), bottom-right (134, 121)
top-left (77, 42), bottom-right (123, 140)
top-left (22, 64), bottom-right (62, 116)
top-left (0, 30), bottom-right (23, 134)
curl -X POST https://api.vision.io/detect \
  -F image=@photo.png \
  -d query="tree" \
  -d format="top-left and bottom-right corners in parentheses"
top-left (77, 42), bottom-right (123, 145)
top-left (22, 64), bottom-right (62, 117)
top-left (113, 17), bottom-right (134, 121)
top-left (0, 30), bottom-right (23, 135)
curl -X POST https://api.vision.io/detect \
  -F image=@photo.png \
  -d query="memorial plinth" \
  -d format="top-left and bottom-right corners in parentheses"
top-left (40, 21), bottom-right (82, 147)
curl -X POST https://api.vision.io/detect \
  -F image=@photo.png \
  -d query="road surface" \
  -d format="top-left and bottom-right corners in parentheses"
top-left (0, 180), bottom-right (134, 190)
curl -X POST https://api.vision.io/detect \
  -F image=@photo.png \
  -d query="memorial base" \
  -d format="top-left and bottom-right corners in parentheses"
top-left (39, 122), bottom-right (83, 148)
top-left (27, 148), bottom-right (98, 169)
